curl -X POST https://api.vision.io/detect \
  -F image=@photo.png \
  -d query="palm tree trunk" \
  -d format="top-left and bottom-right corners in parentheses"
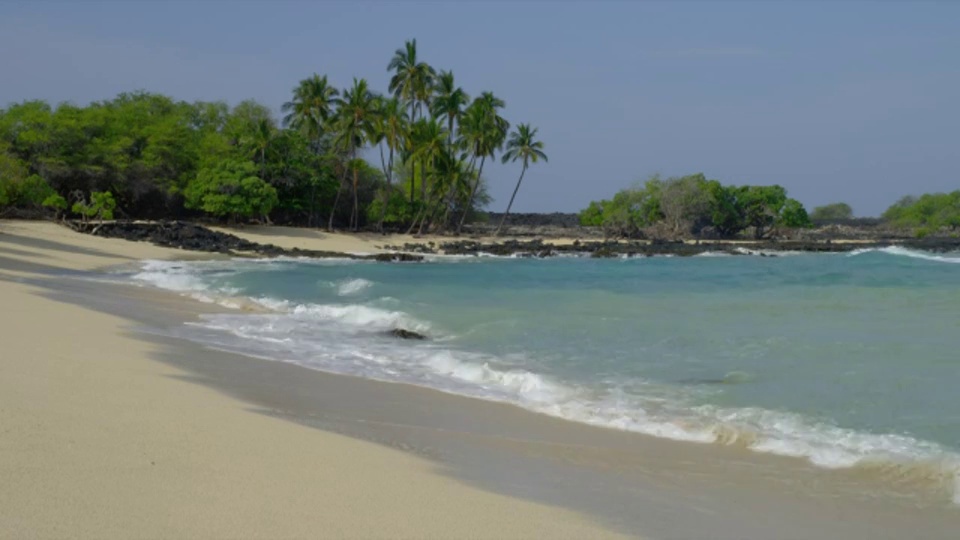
top-left (448, 114), bottom-right (454, 147)
top-left (327, 163), bottom-right (349, 231)
top-left (352, 164), bottom-right (359, 231)
top-left (495, 163), bottom-right (527, 236)
top-left (420, 158), bottom-right (426, 202)
top-left (457, 154), bottom-right (486, 234)
top-left (405, 205), bottom-right (425, 235)
top-left (378, 143), bottom-right (393, 232)
top-left (409, 101), bottom-right (416, 204)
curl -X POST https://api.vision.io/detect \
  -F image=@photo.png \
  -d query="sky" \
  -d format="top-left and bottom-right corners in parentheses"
top-left (1, 1), bottom-right (958, 217)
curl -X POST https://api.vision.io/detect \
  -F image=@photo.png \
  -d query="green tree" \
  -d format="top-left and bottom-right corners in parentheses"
top-left (740, 185), bottom-right (787, 238)
top-left (650, 173), bottom-right (712, 237)
top-left (371, 96), bottom-right (408, 230)
top-left (810, 202), bottom-right (853, 221)
top-left (430, 70), bottom-right (470, 147)
top-left (457, 92), bottom-right (508, 233)
top-left (72, 191), bottom-right (117, 223)
top-left (242, 119), bottom-right (275, 181)
top-left (184, 160), bottom-right (278, 222)
top-left (882, 192), bottom-right (960, 235)
top-left (387, 39), bottom-right (436, 203)
top-left (42, 193), bottom-right (68, 220)
top-left (409, 117), bottom-right (446, 209)
top-left (706, 182), bottom-right (747, 237)
top-left (281, 74), bottom-right (340, 143)
top-left (496, 124), bottom-right (547, 235)
top-left (578, 201), bottom-right (605, 226)
top-left (780, 198), bottom-right (812, 228)
top-left (331, 78), bottom-right (380, 231)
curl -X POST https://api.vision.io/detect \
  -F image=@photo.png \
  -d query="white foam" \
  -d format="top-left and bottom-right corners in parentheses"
top-left (337, 278), bottom-right (374, 296)
top-left (848, 246), bottom-right (960, 263)
top-left (694, 251), bottom-right (732, 257)
top-left (130, 256), bottom-right (960, 504)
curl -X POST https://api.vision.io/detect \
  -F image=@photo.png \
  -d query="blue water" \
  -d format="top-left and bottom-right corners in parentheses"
top-left (130, 247), bottom-right (960, 503)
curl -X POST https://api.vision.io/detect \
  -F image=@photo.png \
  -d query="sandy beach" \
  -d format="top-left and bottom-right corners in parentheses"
top-left (0, 220), bottom-right (626, 539)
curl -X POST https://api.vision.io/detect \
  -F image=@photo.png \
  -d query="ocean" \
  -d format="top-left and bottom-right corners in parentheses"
top-left (126, 247), bottom-right (960, 506)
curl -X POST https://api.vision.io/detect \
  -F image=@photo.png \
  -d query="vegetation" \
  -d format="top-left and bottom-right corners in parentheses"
top-left (497, 124), bottom-right (548, 235)
top-left (0, 40), bottom-right (545, 232)
top-left (810, 202), bottom-right (854, 221)
top-left (579, 174), bottom-right (811, 239)
top-left (882, 192), bottom-right (960, 236)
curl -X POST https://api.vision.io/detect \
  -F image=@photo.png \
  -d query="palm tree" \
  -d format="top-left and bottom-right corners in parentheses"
top-left (240, 118), bottom-right (274, 180)
top-left (456, 92), bottom-right (509, 233)
top-left (430, 70), bottom-right (470, 147)
top-left (495, 124), bottom-right (547, 235)
top-left (406, 118), bottom-right (447, 232)
top-left (370, 96), bottom-right (407, 230)
top-left (387, 39), bottom-right (436, 203)
top-left (281, 74), bottom-right (339, 149)
top-left (424, 146), bottom-right (472, 232)
top-left (330, 78), bottom-right (379, 231)
top-left (282, 75), bottom-right (340, 227)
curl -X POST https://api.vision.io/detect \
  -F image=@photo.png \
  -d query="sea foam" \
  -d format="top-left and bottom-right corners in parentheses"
top-left (129, 256), bottom-right (960, 505)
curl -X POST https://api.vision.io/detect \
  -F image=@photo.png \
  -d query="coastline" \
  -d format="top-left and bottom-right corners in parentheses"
top-left (4, 220), bottom-right (960, 539)
top-left (0, 220), bottom-right (628, 539)
top-left (60, 220), bottom-right (960, 261)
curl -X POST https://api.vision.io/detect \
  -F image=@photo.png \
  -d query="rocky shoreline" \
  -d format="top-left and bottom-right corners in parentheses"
top-left (65, 220), bottom-right (424, 262)
top-left (65, 220), bottom-right (960, 260)
top-left (387, 237), bottom-right (960, 258)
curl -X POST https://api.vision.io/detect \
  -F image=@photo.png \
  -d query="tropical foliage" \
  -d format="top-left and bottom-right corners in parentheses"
top-left (0, 40), bottom-right (545, 232)
top-left (882, 192), bottom-right (960, 236)
top-left (580, 174), bottom-right (812, 239)
top-left (810, 202), bottom-right (854, 221)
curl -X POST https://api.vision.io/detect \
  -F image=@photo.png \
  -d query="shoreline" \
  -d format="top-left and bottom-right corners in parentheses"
top-left (58, 219), bottom-right (960, 260)
top-left (4, 220), bottom-right (960, 539)
top-left (0, 220), bottom-right (629, 539)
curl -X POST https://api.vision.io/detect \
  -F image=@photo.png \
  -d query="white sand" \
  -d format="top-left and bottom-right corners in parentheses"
top-left (0, 220), bottom-right (626, 539)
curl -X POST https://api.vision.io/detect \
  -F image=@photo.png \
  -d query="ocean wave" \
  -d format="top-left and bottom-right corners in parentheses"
top-left (847, 246), bottom-right (960, 264)
top-left (129, 256), bottom-right (960, 504)
top-left (694, 251), bottom-right (733, 258)
top-left (183, 302), bottom-right (960, 504)
top-left (336, 278), bottom-right (374, 296)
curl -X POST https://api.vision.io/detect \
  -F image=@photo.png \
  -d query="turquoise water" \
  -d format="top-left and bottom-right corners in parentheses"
top-left (130, 247), bottom-right (960, 503)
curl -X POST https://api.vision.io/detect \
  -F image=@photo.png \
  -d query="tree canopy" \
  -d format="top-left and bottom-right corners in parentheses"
top-left (579, 174), bottom-right (811, 239)
top-left (882, 192), bottom-right (960, 236)
top-left (0, 39), bottom-right (544, 232)
top-left (810, 202), bottom-right (854, 221)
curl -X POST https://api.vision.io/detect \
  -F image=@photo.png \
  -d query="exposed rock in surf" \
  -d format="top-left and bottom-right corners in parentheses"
top-left (389, 328), bottom-right (427, 340)
top-left (372, 252), bottom-right (424, 263)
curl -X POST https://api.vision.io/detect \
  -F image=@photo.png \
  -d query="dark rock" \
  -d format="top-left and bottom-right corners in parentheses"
top-left (389, 328), bottom-right (427, 340)
top-left (373, 252), bottom-right (424, 263)
top-left (66, 220), bottom-right (425, 263)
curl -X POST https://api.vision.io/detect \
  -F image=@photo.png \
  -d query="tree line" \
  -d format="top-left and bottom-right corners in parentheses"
top-left (578, 173), bottom-right (811, 239)
top-left (581, 174), bottom-right (960, 239)
top-left (0, 39), bottom-right (546, 233)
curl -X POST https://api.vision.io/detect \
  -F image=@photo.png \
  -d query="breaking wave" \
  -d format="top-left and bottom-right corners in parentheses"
top-left (128, 257), bottom-right (960, 505)
top-left (847, 246), bottom-right (960, 264)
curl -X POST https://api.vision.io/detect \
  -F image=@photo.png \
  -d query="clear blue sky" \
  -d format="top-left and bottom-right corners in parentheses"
top-left (1, 0), bottom-right (957, 216)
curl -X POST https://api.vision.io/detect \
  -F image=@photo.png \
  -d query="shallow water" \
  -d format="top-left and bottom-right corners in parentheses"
top-left (126, 247), bottom-right (960, 505)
